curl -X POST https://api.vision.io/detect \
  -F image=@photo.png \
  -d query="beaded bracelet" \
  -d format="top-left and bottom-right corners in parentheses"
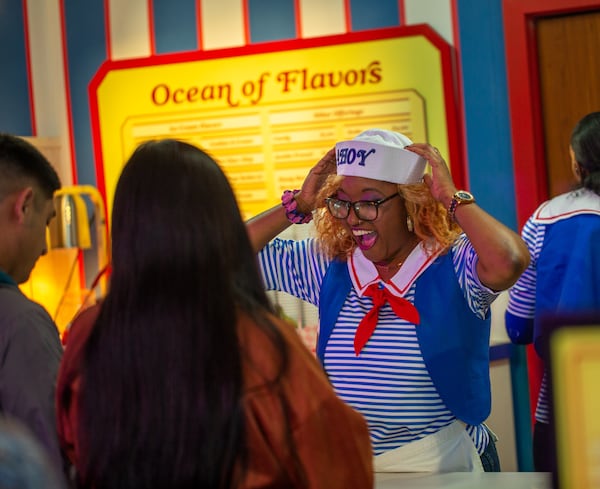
top-left (447, 198), bottom-right (460, 222)
top-left (281, 189), bottom-right (313, 224)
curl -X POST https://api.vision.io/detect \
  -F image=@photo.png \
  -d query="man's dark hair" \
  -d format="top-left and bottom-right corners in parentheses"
top-left (0, 134), bottom-right (61, 200)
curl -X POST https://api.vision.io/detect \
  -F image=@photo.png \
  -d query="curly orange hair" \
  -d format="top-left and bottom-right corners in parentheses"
top-left (313, 175), bottom-right (461, 260)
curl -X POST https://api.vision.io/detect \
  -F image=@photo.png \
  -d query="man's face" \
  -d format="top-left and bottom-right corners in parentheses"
top-left (14, 193), bottom-right (56, 284)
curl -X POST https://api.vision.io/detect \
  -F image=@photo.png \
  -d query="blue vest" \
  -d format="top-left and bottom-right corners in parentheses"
top-left (533, 215), bottom-right (600, 357)
top-left (317, 251), bottom-right (492, 426)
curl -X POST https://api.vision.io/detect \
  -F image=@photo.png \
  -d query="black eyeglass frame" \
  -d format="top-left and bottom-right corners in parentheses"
top-left (325, 192), bottom-right (401, 221)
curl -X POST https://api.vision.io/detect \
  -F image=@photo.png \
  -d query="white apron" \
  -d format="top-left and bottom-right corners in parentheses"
top-left (373, 420), bottom-right (484, 473)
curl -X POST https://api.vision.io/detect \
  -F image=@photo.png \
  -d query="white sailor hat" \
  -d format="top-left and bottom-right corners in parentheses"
top-left (335, 129), bottom-right (426, 184)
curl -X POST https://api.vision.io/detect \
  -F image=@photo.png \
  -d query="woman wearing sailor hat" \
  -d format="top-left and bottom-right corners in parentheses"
top-left (248, 128), bottom-right (529, 473)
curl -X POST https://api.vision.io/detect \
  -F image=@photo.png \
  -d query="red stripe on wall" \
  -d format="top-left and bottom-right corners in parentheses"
top-left (22, 1), bottom-right (37, 135)
top-left (294, 0), bottom-right (302, 37)
top-left (398, 0), bottom-right (406, 25)
top-left (242, 0), bottom-right (250, 44)
top-left (196, 0), bottom-right (203, 50)
top-left (103, 0), bottom-right (112, 60)
top-left (344, 0), bottom-right (352, 32)
top-left (147, 0), bottom-right (156, 55)
top-left (59, 0), bottom-right (78, 184)
top-left (450, 0), bottom-right (469, 184)
top-left (58, 0), bottom-right (88, 309)
top-left (84, 61), bottom-right (108, 209)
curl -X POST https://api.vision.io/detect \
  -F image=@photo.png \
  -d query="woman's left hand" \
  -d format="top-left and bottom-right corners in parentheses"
top-left (405, 142), bottom-right (530, 292)
top-left (405, 143), bottom-right (456, 207)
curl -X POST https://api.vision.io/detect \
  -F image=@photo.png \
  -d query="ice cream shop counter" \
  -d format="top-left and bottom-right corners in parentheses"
top-left (375, 471), bottom-right (551, 488)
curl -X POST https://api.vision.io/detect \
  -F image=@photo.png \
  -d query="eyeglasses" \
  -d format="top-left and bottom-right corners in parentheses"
top-left (325, 193), bottom-right (400, 221)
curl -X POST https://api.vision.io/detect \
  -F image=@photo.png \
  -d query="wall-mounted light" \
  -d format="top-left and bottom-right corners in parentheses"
top-left (47, 185), bottom-right (110, 298)
top-left (48, 193), bottom-right (92, 249)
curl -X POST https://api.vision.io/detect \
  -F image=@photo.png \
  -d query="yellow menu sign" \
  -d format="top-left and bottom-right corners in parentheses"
top-left (90, 27), bottom-right (459, 221)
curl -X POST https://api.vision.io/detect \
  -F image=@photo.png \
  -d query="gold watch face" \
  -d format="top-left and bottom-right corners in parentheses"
top-left (454, 191), bottom-right (474, 203)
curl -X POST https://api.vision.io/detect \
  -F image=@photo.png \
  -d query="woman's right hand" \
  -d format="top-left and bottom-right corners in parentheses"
top-left (297, 148), bottom-right (337, 212)
top-left (247, 148), bottom-right (336, 252)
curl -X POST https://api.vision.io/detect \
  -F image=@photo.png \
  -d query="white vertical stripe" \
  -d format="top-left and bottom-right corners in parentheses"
top-left (109, 0), bottom-right (151, 60)
top-left (201, 0), bottom-right (245, 50)
top-left (299, 0), bottom-right (346, 38)
top-left (405, 0), bottom-right (454, 46)
top-left (25, 0), bottom-right (73, 185)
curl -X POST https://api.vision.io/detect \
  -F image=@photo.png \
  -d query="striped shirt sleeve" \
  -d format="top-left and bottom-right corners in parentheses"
top-left (257, 237), bottom-right (330, 307)
top-left (506, 217), bottom-right (546, 319)
top-left (452, 234), bottom-right (500, 320)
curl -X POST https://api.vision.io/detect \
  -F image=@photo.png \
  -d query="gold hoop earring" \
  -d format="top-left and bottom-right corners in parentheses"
top-left (406, 215), bottom-right (414, 233)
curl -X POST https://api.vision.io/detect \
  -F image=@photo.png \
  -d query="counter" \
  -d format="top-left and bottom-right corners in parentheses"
top-left (375, 471), bottom-right (551, 489)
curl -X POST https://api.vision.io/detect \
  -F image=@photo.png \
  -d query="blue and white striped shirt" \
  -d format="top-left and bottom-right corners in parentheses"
top-left (259, 235), bottom-right (497, 455)
top-left (506, 188), bottom-right (600, 424)
top-left (505, 218), bottom-right (550, 423)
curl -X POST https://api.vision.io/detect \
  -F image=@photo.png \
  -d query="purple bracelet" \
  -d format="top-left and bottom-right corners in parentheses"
top-left (281, 190), bottom-right (313, 224)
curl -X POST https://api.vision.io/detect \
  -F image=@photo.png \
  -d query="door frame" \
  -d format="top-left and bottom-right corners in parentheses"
top-left (502, 0), bottom-right (600, 472)
top-left (503, 0), bottom-right (600, 227)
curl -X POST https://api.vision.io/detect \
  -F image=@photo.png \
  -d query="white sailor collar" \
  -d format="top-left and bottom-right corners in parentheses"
top-left (347, 241), bottom-right (442, 298)
top-left (533, 188), bottom-right (600, 224)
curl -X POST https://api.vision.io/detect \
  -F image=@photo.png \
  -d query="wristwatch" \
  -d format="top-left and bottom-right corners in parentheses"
top-left (447, 190), bottom-right (475, 221)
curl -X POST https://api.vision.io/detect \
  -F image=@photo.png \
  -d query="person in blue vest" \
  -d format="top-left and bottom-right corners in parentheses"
top-left (505, 111), bottom-right (600, 472)
top-left (247, 128), bottom-right (529, 472)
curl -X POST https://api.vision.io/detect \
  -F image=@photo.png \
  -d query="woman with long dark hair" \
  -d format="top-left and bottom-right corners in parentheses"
top-left (56, 139), bottom-right (373, 488)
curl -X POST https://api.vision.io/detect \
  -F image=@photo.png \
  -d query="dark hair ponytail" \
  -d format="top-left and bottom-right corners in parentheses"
top-left (571, 111), bottom-right (600, 195)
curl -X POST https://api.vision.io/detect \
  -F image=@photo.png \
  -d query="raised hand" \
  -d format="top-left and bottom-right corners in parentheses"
top-left (297, 148), bottom-right (337, 212)
top-left (405, 143), bottom-right (457, 207)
